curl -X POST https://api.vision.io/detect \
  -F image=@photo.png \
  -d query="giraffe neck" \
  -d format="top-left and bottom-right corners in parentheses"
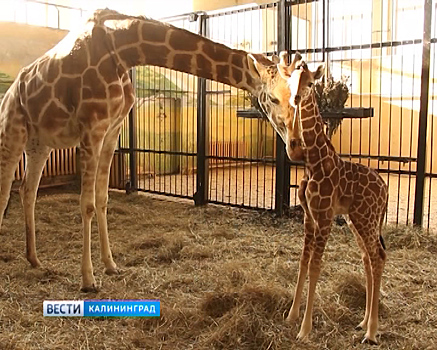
top-left (89, 16), bottom-right (258, 93)
top-left (298, 91), bottom-right (333, 165)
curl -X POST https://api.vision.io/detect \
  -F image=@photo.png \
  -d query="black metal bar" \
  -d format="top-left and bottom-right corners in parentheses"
top-left (237, 107), bottom-right (374, 119)
top-left (285, 39), bottom-right (423, 56)
top-left (128, 69), bottom-right (137, 192)
top-left (206, 2), bottom-right (277, 18)
top-left (413, 0), bottom-right (432, 226)
top-left (194, 14), bottom-right (209, 206)
top-left (322, 0), bottom-right (326, 62)
top-left (321, 108), bottom-right (374, 119)
top-left (275, 0), bottom-right (291, 216)
top-left (338, 154), bottom-right (417, 164)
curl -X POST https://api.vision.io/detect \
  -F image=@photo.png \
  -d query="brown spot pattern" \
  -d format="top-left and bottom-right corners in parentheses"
top-left (141, 22), bottom-right (167, 43)
top-left (98, 57), bottom-right (118, 84)
top-left (62, 41), bottom-right (88, 75)
top-left (231, 53), bottom-right (244, 68)
top-left (245, 72), bottom-right (254, 88)
top-left (169, 30), bottom-right (199, 51)
top-left (54, 76), bottom-right (81, 113)
top-left (108, 84), bottom-right (123, 98)
top-left (172, 54), bottom-right (192, 74)
top-left (196, 55), bottom-right (212, 74)
top-left (216, 65), bottom-right (230, 81)
top-left (118, 47), bottom-right (140, 67)
top-left (203, 41), bottom-right (229, 62)
top-left (88, 35), bottom-right (109, 66)
top-left (26, 86), bottom-right (52, 120)
top-left (232, 67), bottom-right (242, 83)
top-left (44, 60), bottom-right (60, 84)
top-left (140, 43), bottom-right (170, 67)
top-left (40, 101), bottom-right (69, 132)
top-left (79, 102), bottom-right (109, 128)
top-left (113, 23), bottom-right (139, 48)
top-left (83, 69), bottom-right (106, 99)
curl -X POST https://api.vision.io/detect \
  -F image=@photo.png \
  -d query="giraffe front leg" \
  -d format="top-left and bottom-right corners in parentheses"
top-left (79, 139), bottom-right (104, 292)
top-left (95, 127), bottom-right (121, 276)
top-left (20, 146), bottom-right (51, 268)
top-left (80, 185), bottom-right (97, 292)
top-left (287, 212), bottom-right (315, 323)
top-left (297, 215), bottom-right (332, 341)
top-left (288, 178), bottom-right (313, 324)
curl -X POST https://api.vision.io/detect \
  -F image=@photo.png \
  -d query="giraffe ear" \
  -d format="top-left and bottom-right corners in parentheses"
top-left (247, 54), bottom-right (267, 80)
top-left (313, 64), bottom-right (325, 80)
top-left (277, 63), bottom-right (290, 80)
top-left (270, 54), bottom-right (280, 64)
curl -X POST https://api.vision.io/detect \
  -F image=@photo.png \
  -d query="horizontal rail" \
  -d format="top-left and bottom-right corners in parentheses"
top-left (237, 107), bottom-right (374, 119)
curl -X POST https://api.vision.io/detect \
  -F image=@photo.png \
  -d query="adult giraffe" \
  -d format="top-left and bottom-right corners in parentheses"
top-left (0, 9), bottom-right (298, 292)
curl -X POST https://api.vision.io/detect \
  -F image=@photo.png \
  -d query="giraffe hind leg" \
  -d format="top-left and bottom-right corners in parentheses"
top-left (349, 213), bottom-right (386, 345)
top-left (0, 117), bottom-right (27, 231)
top-left (20, 146), bottom-right (51, 268)
top-left (346, 217), bottom-right (372, 331)
top-left (78, 130), bottom-right (108, 292)
top-left (95, 126), bottom-right (122, 276)
top-left (0, 158), bottom-right (23, 227)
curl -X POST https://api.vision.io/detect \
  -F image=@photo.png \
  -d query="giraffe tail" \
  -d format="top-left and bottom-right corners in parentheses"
top-left (379, 235), bottom-right (386, 250)
top-left (379, 192), bottom-right (389, 251)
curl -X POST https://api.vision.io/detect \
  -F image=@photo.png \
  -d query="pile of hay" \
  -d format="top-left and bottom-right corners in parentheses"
top-left (314, 75), bottom-right (350, 138)
top-left (0, 187), bottom-right (436, 349)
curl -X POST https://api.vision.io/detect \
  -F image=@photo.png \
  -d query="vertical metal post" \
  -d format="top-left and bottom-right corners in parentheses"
top-left (275, 0), bottom-right (291, 216)
top-left (413, 0), bottom-right (432, 226)
top-left (322, 0), bottom-right (326, 63)
top-left (194, 14), bottom-right (209, 206)
top-left (128, 69), bottom-right (137, 191)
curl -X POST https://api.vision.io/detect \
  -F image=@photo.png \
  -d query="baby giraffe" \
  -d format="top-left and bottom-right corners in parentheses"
top-left (277, 56), bottom-right (388, 344)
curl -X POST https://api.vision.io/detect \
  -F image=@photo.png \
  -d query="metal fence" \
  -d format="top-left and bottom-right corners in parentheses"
top-left (1, 0), bottom-right (88, 30)
top-left (10, 0), bottom-right (435, 229)
top-left (116, 0), bottom-right (437, 230)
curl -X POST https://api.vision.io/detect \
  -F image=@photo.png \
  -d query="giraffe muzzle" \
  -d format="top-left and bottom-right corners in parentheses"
top-left (294, 95), bottom-right (301, 106)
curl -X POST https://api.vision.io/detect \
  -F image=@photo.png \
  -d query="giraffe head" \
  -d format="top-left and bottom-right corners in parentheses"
top-left (275, 57), bottom-right (324, 160)
top-left (247, 52), bottom-right (306, 160)
top-left (277, 59), bottom-right (324, 108)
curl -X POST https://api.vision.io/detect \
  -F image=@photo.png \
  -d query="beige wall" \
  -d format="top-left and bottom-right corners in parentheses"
top-left (0, 22), bottom-right (67, 78)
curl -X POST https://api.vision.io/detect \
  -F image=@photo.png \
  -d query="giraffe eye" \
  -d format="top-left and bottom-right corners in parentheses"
top-left (269, 95), bottom-right (280, 105)
top-left (308, 82), bottom-right (314, 88)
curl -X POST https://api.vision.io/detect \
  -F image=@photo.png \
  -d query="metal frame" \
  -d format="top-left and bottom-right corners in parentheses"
top-left (119, 0), bottom-right (437, 228)
top-left (413, 0), bottom-right (432, 225)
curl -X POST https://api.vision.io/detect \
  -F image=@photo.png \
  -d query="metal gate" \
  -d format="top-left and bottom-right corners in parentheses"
top-left (114, 0), bottom-right (437, 229)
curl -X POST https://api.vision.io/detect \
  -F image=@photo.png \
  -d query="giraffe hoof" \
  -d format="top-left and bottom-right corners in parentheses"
top-left (296, 326), bottom-right (311, 342)
top-left (296, 332), bottom-right (310, 342)
top-left (104, 267), bottom-right (119, 276)
top-left (356, 320), bottom-right (367, 331)
top-left (80, 284), bottom-right (99, 293)
top-left (27, 257), bottom-right (42, 268)
top-left (286, 309), bottom-right (299, 323)
top-left (30, 260), bottom-right (42, 268)
top-left (361, 337), bottom-right (378, 346)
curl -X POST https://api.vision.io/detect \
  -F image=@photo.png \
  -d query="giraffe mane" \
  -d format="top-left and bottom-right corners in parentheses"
top-left (91, 8), bottom-right (151, 24)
